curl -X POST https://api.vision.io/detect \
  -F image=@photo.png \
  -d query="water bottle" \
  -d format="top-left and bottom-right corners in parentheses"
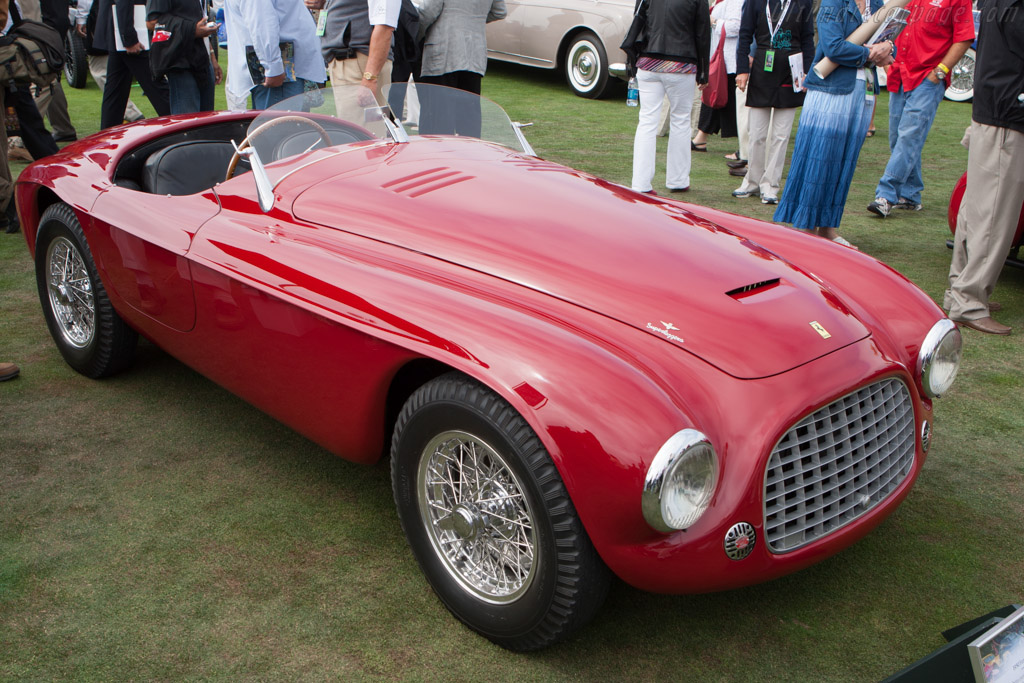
top-left (627, 77), bottom-right (639, 107)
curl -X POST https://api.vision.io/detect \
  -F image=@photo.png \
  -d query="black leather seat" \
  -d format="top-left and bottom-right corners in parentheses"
top-left (142, 140), bottom-right (236, 196)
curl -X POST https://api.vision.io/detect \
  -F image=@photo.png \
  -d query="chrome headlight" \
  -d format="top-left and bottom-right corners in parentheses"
top-left (918, 319), bottom-right (962, 398)
top-left (642, 430), bottom-right (719, 532)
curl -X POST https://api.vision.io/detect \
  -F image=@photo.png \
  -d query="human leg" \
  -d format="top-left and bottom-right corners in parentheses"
top-left (662, 72), bottom-right (696, 190)
top-left (34, 80), bottom-right (76, 140)
top-left (125, 53), bottom-right (170, 117)
top-left (738, 106), bottom-right (769, 194)
top-left (873, 79), bottom-right (943, 205)
top-left (945, 122), bottom-right (1024, 323)
top-left (166, 69), bottom-right (202, 115)
top-left (761, 107), bottom-right (796, 198)
top-left (12, 87), bottom-right (58, 160)
top-left (631, 69), bottom-right (666, 192)
top-left (735, 85), bottom-right (749, 161)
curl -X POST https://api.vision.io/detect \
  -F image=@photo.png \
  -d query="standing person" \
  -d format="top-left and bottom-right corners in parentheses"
top-left (96, 0), bottom-right (171, 129)
top-left (772, 0), bottom-right (894, 245)
top-left (33, 0), bottom-right (77, 142)
top-left (0, 0), bottom-right (18, 232)
top-left (691, 0), bottom-right (741, 153)
top-left (416, 0), bottom-right (505, 136)
top-left (732, 0), bottom-right (815, 204)
top-left (313, 0), bottom-right (400, 118)
top-left (3, 2), bottom-right (59, 162)
top-left (223, 0), bottom-right (324, 109)
top-left (146, 0), bottom-right (222, 114)
top-left (75, 0), bottom-right (145, 124)
top-left (943, 0), bottom-right (1024, 335)
top-left (629, 0), bottom-right (711, 194)
top-left (865, 0), bottom-right (973, 217)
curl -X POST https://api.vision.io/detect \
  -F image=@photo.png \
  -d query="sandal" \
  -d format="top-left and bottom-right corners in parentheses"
top-left (865, 128), bottom-right (876, 138)
top-left (691, 140), bottom-right (707, 152)
top-left (830, 235), bottom-right (858, 249)
top-left (724, 152), bottom-right (739, 161)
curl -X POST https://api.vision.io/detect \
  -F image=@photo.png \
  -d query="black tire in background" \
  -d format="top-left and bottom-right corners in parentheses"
top-left (35, 203), bottom-right (137, 378)
top-left (64, 27), bottom-right (88, 89)
top-left (391, 373), bottom-right (611, 651)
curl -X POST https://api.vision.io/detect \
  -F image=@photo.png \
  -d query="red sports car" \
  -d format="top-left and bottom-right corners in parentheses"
top-left (17, 85), bottom-right (962, 651)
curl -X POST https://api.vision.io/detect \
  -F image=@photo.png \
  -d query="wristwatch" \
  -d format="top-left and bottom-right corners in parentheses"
top-left (363, 71), bottom-right (378, 81)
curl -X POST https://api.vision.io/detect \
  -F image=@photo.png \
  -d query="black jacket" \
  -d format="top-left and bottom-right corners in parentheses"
top-left (638, 0), bottom-right (711, 83)
top-left (972, 0), bottom-right (1024, 134)
top-left (93, 0), bottom-right (147, 54)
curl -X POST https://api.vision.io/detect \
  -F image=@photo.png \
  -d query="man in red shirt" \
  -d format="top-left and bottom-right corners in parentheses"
top-left (867, 0), bottom-right (974, 217)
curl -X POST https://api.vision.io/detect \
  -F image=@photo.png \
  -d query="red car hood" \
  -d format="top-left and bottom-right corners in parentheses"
top-left (292, 139), bottom-right (868, 379)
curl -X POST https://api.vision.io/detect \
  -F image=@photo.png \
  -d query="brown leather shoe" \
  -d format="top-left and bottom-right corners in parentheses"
top-left (988, 301), bottom-right (1002, 312)
top-left (729, 166), bottom-right (747, 177)
top-left (0, 362), bottom-right (20, 381)
top-left (726, 159), bottom-right (747, 169)
top-left (954, 316), bottom-right (1012, 335)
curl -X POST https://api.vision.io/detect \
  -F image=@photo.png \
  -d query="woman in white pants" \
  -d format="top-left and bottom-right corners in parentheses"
top-left (628, 0), bottom-right (711, 194)
top-left (731, 0), bottom-right (814, 204)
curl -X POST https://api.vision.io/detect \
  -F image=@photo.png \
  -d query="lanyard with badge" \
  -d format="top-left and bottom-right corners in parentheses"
top-left (764, 0), bottom-right (793, 72)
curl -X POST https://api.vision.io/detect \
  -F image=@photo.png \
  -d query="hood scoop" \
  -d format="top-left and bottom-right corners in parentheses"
top-left (726, 278), bottom-right (781, 300)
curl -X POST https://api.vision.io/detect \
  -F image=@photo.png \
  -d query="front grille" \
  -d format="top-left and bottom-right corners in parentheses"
top-left (764, 378), bottom-right (915, 553)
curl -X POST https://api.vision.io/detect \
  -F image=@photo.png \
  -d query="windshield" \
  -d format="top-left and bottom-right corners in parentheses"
top-left (243, 83), bottom-right (533, 169)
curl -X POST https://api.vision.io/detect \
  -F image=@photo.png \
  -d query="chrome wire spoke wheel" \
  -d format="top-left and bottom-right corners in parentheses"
top-left (417, 430), bottom-right (537, 603)
top-left (45, 235), bottom-right (95, 349)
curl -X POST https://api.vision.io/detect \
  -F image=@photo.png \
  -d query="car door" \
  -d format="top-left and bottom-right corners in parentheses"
top-left (87, 186), bottom-right (221, 332)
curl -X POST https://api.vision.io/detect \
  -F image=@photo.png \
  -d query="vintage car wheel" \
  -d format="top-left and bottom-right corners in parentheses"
top-left (944, 48), bottom-right (975, 102)
top-left (391, 373), bottom-right (610, 651)
top-left (564, 31), bottom-right (610, 99)
top-left (35, 203), bottom-right (137, 378)
top-left (64, 27), bottom-right (88, 89)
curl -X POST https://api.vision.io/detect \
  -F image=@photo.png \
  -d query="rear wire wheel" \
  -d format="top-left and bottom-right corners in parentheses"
top-left (391, 373), bottom-right (610, 650)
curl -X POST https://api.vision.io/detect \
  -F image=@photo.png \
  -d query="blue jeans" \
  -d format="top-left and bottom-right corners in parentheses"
top-left (874, 78), bottom-right (946, 205)
top-left (251, 79), bottom-right (305, 110)
top-left (166, 64), bottom-right (216, 115)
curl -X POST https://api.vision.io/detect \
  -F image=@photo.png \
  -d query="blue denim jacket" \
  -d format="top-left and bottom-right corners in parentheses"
top-left (803, 0), bottom-right (883, 94)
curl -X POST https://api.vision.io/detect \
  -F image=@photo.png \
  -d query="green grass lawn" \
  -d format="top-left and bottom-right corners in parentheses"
top-left (0, 61), bottom-right (1022, 681)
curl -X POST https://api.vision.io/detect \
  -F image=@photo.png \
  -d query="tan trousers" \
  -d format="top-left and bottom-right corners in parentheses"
top-left (736, 106), bottom-right (796, 197)
top-left (944, 121), bottom-right (1024, 320)
top-left (34, 80), bottom-right (76, 138)
top-left (735, 85), bottom-right (749, 160)
top-left (327, 54), bottom-right (392, 133)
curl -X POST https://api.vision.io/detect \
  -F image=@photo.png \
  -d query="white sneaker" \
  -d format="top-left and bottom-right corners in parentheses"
top-left (867, 197), bottom-right (892, 217)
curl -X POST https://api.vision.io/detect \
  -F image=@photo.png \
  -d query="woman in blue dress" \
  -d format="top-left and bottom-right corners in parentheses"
top-left (772, 0), bottom-right (894, 245)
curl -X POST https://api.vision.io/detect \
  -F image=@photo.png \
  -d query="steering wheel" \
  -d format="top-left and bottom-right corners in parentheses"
top-left (226, 115), bottom-right (332, 181)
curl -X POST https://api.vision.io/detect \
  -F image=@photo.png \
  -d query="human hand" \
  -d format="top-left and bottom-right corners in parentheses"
top-left (867, 41), bottom-right (893, 67)
top-left (697, 82), bottom-right (707, 91)
top-left (736, 73), bottom-right (748, 91)
top-left (195, 18), bottom-right (218, 38)
top-left (126, 42), bottom-right (143, 54)
top-left (76, 22), bottom-right (87, 37)
top-left (264, 73), bottom-right (286, 88)
top-left (213, 60), bottom-right (223, 85)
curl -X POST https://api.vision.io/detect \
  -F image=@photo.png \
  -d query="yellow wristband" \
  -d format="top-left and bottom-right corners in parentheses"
top-left (937, 63), bottom-right (950, 74)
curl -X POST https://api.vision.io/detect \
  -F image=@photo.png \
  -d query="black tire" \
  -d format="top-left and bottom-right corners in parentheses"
top-left (35, 203), bottom-right (137, 378)
top-left (64, 27), bottom-right (88, 89)
top-left (564, 31), bottom-right (610, 99)
top-left (391, 373), bottom-right (610, 651)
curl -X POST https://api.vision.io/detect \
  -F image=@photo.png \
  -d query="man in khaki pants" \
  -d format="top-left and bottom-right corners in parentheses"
top-left (943, 0), bottom-right (1024, 336)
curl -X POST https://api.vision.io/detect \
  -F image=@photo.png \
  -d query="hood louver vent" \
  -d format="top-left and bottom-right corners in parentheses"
top-left (727, 278), bottom-right (781, 299)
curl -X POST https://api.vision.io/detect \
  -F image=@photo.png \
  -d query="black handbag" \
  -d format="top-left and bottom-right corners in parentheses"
top-left (620, 0), bottom-right (648, 77)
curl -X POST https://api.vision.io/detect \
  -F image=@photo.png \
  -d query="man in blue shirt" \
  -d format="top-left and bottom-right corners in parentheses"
top-left (223, 0), bottom-right (326, 109)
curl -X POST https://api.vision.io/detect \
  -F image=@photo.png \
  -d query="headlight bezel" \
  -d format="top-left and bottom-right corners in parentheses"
top-left (642, 429), bottom-right (719, 533)
top-left (917, 319), bottom-right (962, 399)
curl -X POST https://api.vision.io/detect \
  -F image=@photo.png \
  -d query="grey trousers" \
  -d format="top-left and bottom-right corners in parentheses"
top-left (944, 121), bottom-right (1024, 320)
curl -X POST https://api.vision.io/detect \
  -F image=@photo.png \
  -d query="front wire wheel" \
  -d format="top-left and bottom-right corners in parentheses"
top-left (35, 203), bottom-right (137, 378)
top-left (392, 373), bottom-right (610, 651)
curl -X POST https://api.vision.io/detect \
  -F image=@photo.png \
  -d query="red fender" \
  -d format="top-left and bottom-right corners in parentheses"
top-left (948, 171), bottom-right (1024, 246)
